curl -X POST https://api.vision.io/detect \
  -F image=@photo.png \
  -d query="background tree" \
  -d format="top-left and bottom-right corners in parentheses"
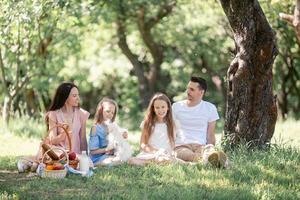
top-left (220, 0), bottom-right (278, 147)
top-left (279, 0), bottom-right (300, 45)
top-left (0, 0), bottom-right (82, 124)
top-left (273, 0), bottom-right (300, 119)
top-left (0, 0), bottom-right (55, 124)
top-left (261, 0), bottom-right (300, 120)
top-left (2, 0), bottom-right (300, 134)
top-left (97, 0), bottom-right (176, 108)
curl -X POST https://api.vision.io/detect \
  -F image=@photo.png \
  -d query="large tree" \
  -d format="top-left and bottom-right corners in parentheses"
top-left (220, 0), bottom-right (278, 147)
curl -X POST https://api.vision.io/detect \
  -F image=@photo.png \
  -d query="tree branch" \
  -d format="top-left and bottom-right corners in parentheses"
top-left (136, 8), bottom-right (158, 86)
top-left (136, 2), bottom-right (175, 84)
top-left (116, 15), bottom-right (146, 82)
top-left (279, 13), bottom-right (294, 25)
top-left (11, 73), bottom-right (37, 99)
top-left (279, 0), bottom-right (300, 44)
top-left (146, 1), bottom-right (176, 29)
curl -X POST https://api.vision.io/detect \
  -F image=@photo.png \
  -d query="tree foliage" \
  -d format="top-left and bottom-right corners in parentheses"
top-left (0, 0), bottom-right (299, 131)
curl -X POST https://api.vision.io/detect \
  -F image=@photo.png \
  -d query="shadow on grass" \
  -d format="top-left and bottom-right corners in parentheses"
top-left (0, 164), bottom-right (257, 200)
top-left (0, 146), bottom-right (299, 200)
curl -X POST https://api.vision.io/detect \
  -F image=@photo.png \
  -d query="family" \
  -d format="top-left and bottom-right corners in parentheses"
top-left (18, 76), bottom-right (229, 172)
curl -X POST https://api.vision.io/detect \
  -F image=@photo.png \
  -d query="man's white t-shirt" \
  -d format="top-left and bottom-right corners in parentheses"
top-left (172, 100), bottom-right (219, 145)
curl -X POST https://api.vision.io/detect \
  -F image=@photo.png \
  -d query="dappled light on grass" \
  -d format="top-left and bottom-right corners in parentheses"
top-left (0, 120), bottom-right (299, 199)
top-left (0, 153), bottom-right (299, 199)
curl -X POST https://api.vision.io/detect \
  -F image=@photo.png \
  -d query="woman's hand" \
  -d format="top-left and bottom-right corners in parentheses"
top-left (49, 133), bottom-right (66, 145)
top-left (57, 133), bottom-right (67, 143)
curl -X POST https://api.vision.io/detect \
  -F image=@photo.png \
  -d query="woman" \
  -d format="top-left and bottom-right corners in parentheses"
top-left (17, 82), bottom-right (90, 173)
top-left (45, 82), bottom-right (90, 154)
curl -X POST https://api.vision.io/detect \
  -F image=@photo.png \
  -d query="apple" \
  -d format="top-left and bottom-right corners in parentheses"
top-left (53, 163), bottom-right (64, 170)
top-left (68, 152), bottom-right (76, 160)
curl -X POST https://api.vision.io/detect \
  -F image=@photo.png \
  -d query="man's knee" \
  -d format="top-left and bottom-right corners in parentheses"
top-left (175, 146), bottom-right (200, 162)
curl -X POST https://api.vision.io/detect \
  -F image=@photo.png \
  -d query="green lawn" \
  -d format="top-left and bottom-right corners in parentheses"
top-left (0, 119), bottom-right (299, 200)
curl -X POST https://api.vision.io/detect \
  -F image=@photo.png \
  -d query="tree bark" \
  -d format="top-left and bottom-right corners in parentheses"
top-left (220, 0), bottom-right (278, 147)
top-left (279, 0), bottom-right (300, 45)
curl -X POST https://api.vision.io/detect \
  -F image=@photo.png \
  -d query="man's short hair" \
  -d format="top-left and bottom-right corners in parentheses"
top-left (190, 76), bottom-right (207, 91)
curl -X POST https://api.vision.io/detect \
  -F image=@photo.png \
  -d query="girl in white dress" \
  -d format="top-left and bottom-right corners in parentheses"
top-left (128, 93), bottom-right (184, 166)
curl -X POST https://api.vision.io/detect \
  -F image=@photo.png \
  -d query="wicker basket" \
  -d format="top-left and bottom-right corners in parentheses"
top-left (41, 147), bottom-right (69, 179)
top-left (39, 123), bottom-right (82, 177)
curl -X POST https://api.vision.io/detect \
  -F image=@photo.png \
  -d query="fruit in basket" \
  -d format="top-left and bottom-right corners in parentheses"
top-left (68, 152), bottom-right (76, 160)
top-left (46, 164), bottom-right (54, 170)
top-left (53, 163), bottom-right (64, 170)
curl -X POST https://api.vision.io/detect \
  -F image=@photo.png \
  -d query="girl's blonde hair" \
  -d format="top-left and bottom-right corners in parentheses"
top-left (94, 97), bottom-right (118, 124)
top-left (142, 93), bottom-right (175, 148)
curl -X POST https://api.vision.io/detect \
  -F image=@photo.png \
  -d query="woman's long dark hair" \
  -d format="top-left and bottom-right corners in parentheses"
top-left (45, 82), bottom-right (78, 127)
top-left (48, 82), bottom-right (78, 111)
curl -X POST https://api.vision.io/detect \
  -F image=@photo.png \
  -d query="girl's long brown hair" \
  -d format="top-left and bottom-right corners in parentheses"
top-left (94, 98), bottom-right (118, 125)
top-left (142, 93), bottom-right (175, 148)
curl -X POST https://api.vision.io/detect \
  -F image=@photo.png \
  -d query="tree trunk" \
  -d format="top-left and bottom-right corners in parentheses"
top-left (115, 2), bottom-right (175, 108)
top-left (25, 89), bottom-right (40, 117)
top-left (277, 76), bottom-right (288, 119)
top-left (116, 18), bottom-right (154, 108)
top-left (220, 0), bottom-right (278, 147)
top-left (2, 96), bottom-right (12, 125)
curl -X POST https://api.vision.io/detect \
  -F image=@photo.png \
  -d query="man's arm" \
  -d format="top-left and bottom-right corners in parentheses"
top-left (206, 121), bottom-right (216, 145)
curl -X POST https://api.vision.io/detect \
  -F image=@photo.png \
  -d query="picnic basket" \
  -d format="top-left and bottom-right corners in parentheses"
top-left (41, 147), bottom-right (68, 179)
top-left (40, 124), bottom-right (79, 178)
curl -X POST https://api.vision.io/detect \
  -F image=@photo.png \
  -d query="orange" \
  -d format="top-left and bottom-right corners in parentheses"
top-left (46, 164), bottom-right (54, 170)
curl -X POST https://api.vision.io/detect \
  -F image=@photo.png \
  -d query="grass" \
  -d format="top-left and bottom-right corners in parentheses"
top-left (272, 119), bottom-right (300, 148)
top-left (0, 117), bottom-right (299, 199)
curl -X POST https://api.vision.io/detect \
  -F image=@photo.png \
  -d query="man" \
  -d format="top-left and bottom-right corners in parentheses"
top-left (173, 76), bottom-right (227, 167)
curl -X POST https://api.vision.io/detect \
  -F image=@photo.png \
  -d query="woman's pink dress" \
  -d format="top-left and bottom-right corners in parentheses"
top-left (47, 108), bottom-right (90, 154)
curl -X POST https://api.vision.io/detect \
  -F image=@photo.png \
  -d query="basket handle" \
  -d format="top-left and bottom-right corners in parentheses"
top-left (45, 123), bottom-right (72, 152)
top-left (42, 147), bottom-right (69, 165)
